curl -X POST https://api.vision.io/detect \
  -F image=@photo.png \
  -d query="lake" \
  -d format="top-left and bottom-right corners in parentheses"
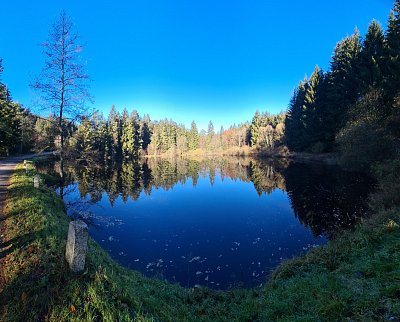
top-left (38, 157), bottom-right (374, 289)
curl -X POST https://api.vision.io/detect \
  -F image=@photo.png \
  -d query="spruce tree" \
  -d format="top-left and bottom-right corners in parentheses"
top-left (303, 66), bottom-right (325, 150)
top-left (108, 105), bottom-right (122, 159)
top-left (250, 111), bottom-right (262, 146)
top-left (131, 110), bottom-right (143, 157)
top-left (207, 121), bottom-right (215, 137)
top-left (188, 120), bottom-right (199, 150)
top-left (358, 20), bottom-right (385, 91)
top-left (384, 1), bottom-right (400, 98)
top-left (73, 116), bottom-right (93, 154)
top-left (102, 121), bottom-right (113, 161)
top-left (322, 30), bottom-right (361, 149)
top-left (285, 81), bottom-right (307, 151)
top-left (121, 108), bottom-right (135, 159)
top-left (0, 60), bottom-right (23, 156)
top-left (207, 120), bottom-right (215, 148)
top-left (140, 114), bottom-right (152, 151)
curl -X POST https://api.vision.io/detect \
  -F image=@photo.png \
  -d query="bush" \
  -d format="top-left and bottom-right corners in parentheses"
top-left (369, 160), bottom-right (400, 211)
top-left (337, 121), bottom-right (393, 171)
top-left (336, 89), bottom-right (395, 171)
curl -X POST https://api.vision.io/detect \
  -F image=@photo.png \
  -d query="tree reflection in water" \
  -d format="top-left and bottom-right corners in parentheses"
top-left (38, 157), bottom-right (374, 240)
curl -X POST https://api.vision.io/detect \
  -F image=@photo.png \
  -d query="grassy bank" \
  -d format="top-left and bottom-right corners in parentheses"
top-left (0, 161), bottom-right (399, 321)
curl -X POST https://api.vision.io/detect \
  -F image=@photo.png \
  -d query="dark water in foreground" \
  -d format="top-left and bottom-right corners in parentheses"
top-left (39, 157), bottom-right (374, 289)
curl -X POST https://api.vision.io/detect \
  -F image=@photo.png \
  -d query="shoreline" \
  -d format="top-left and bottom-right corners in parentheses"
top-left (144, 147), bottom-right (339, 166)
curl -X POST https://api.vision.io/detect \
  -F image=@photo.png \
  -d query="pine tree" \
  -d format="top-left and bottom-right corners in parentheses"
top-left (121, 108), bottom-right (135, 159)
top-left (73, 116), bottom-right (92, 154)
top-left (250, 111), bottom-right (262, 146)
top-left (0, 59), bottom-right (23, 156)
top-left (207, 121), bottom-right (215, 137)
top-left (18, 108), bottom-right (35, 153)
top-left (322, 30), bottom-right (361, 148)
top-left (384, 1), bottom-right (400, 98)
top-left (207, 120), bottom-right (215, 149)
top-left (108, 105), bottom-right (122, 159)
top-left (358, 20), bottom-right (385, 91)
top-left (303, 66), bottom-right (325, 150)
top-left (130, 110), bottom-right (143, 157)
top-left (102, 121), bottom-right (113, 161)
top-left (140, 114), bottom-right (152, 151)
top-left (285, 81), bottom-right (308, 151)
top-left (188, 120), bottom-right (199, 150)
top-left (34, 114), bottom-right (58, 152)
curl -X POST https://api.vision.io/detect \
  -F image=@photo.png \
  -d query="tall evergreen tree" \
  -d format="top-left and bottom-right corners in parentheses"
top-left (207, 121), bottom-right (215, 137)
top-left (102, 121), bottom-right (113, 161)
top-left (358, 20), bottom-right (385, 91)
top-left (73, 115), bottom-right (93, 154)
top-left (108, 105), bottom-right (122, 159)
top-left (121, 108), bottom-right (135, 159)
top-left (131, 110), bottom-right (143, 157)
top-left (0, 59), bottom-right (23, 156)
top-left (250, 111), bottom-right (262, 146)
top-left (384, 1), bottom-right (400, 98)
top-left (34, 114), bottom-right (58, 152)
top-left (322, 30), bottom-right (361, 149)
top-left (188, 120), bottom-right (199, 150)
top-left (140, 114), bottom-right (152, 151)
top-left (303, 66), bottom-right (325, 150)
top-left (285, 81), bottom-right (307, 151)
top-left (207, 120), bottom-right (215, 148)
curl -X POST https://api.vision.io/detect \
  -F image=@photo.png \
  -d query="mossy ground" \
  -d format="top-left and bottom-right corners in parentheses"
top-left (0, 161), bottom-right (399, 321)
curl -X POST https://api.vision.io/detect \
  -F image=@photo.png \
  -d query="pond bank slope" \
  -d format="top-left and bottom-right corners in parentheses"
top-left (0, 161), bottom-right (399, 321)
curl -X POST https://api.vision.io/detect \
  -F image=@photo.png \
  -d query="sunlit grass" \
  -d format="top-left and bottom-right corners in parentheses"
top-left (0, 161), bottom-right (399, 321)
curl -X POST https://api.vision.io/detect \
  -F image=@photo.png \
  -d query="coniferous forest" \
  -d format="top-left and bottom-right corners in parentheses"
top-left (285, 11), bottom-right (400, 170)
top-left (1, 2), bottom-right (400, 322)
top-left (1, 3), bottom-right (399, 170)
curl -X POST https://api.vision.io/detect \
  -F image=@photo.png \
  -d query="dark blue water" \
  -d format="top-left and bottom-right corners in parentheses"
top-left (41, 158), bottom-right (374, 289)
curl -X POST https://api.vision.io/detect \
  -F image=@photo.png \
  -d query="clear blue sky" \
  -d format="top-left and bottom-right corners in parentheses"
top-left (0, 0), bottom-right (394, 130)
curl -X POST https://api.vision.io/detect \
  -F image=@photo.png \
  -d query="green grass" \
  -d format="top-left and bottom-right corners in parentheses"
top-left (0, 161), bottom-right (399, 321)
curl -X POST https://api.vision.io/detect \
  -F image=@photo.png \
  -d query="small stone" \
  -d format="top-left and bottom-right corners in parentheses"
top-left (65, 220), bottom-right (88, 273)
top-left (34, 175), bottom-right (40, 188)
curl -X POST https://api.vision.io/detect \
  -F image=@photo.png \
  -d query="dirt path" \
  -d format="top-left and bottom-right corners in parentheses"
top-left (0, 152), bottom-right (55, 212)
top-left (0, 152), bottom-right (56, 292)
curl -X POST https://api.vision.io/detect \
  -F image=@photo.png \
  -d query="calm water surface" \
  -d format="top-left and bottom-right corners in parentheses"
top-left (39, 157), bottom-right (374, 289)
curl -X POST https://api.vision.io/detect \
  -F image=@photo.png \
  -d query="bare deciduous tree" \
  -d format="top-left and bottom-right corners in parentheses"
top-left (32, 11), bottom-right (91, 166)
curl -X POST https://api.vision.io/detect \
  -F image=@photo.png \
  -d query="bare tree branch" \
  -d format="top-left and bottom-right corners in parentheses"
top-left (31, 10), bottom-right (92, 154)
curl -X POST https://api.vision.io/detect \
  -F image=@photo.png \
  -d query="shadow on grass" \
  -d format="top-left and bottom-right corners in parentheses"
top-left (0, 231), bottom-right (37, 258)
top-left (0, 246), bottom-right (83, 321)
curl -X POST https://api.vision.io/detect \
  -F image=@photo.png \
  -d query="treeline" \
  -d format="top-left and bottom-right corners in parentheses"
top-left (3, 1), bottom-right (399, 163)
top-left (285, 2), bottom-right (400, 169)
top-left (0, 59), bottom-right (66, 155)
top-left (0, 60), bottom-right (37, 155)
top-left (70, 106), bottom-right (150, 161)
top-left (0, 52), bottom-right (285, 158)
top-left (65, 107), bottom-right (285, 160)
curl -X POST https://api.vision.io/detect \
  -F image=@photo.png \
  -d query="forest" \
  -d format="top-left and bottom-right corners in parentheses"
top-left (1, 2), bottom-right (399, 169)
top-left (285, 16), bottom-right (400, 169)
top-left (0, 84), bottom-right (286, 159)
top-left (1, 2), bottom-right (400, 321)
